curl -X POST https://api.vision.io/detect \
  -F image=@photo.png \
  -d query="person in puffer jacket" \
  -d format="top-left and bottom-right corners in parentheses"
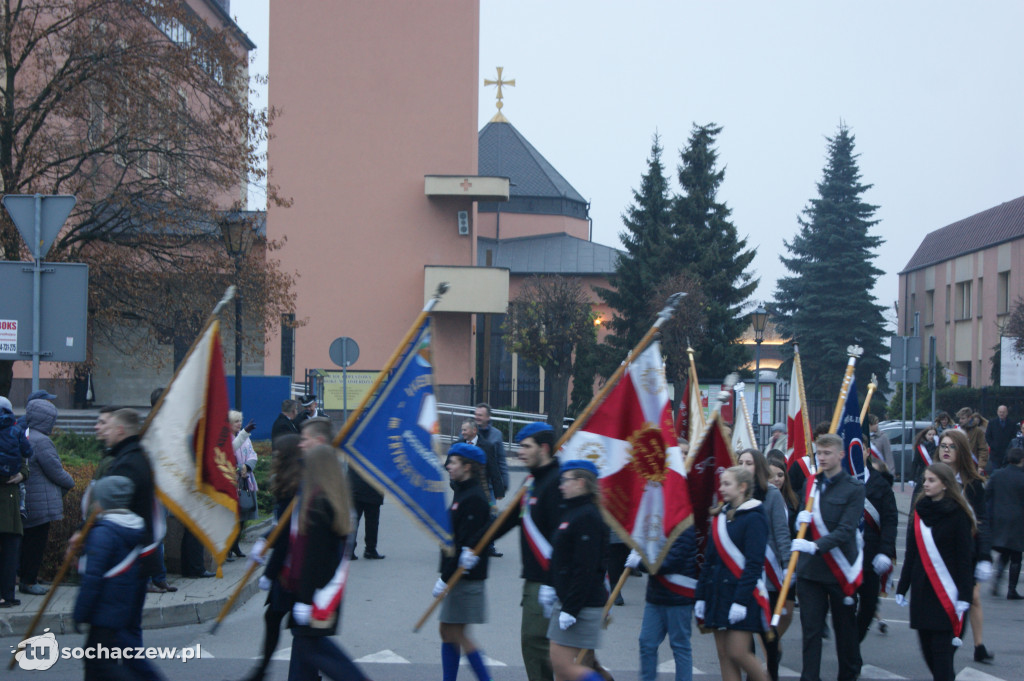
top-left (20, 398), bottom-right (74, 596)
top-left (73, 475), bottom-right (146, 681)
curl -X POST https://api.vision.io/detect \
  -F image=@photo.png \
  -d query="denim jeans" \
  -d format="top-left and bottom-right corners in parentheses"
top-left (639, 602), bottom-right (693, 681)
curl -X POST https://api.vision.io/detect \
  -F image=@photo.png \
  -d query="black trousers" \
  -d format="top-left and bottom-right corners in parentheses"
top-left (917, 629), bottom-right (957, 681)
top-left (796, 578), bottom-right (862, 681)
top-left (353, 501), bottom-right (381, 554)
top-left (289, 634), bottom-right (367, 681)
top-left (84, 626), bottom-right (139, 681)
top-left (856, 563), bottom-right (882, 641)
top-left (19, 522), bottom-right (49, 586)
top-left (0, 532), bottom-right (21, 602)
top-left (180, 529), bottom-right (206, 576)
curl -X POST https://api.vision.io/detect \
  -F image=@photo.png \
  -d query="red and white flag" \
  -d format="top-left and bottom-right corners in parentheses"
top-left (559, 342), bottom-right (692, 572)
top-left (687, 413), bottom-right (737, 559)
top-left (141, 320), bottom-right (239, 573)
top-left (787, 347), bottom-right (811, 468)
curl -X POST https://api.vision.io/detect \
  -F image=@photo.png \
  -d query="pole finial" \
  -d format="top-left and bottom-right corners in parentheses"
top-left (847, 345), bottom-right (864, 358)
top-left (484, 67), bottom-right (515, 123)
top-left (654, 292), bottom-right (687, 328)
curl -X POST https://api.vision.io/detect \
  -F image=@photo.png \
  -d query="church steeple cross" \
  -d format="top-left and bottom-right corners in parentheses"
top-left (484, 67), bottom-right (515, 123)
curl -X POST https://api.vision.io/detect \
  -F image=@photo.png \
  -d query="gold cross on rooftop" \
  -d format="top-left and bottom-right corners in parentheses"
top-left (484, 67), bottom-right (515, 123)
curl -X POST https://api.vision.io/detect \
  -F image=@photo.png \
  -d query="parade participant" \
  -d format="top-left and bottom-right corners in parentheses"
top-left (435, 442), bottom-right (492, 681)
top-left (895, 463), bottom-right (975, 681)
top-left (547, 459), bottom-right (608, 681)
top-left (628, 525), bottom-right (698, 681)
top-left (285, 444), bottom-right (370, 681)
top-left (789, 433), bottom-right (865, 681)
top-left (693, 466), bottom-right (770, 681)
top-left (765, 451), bottom-right (798, 641)
top-left (228, 410), bottom-right (258, 561)
top-left (271, 399), bottom-right (300, 442)
top-left (787, 421), bottom-right (831, 502)
top-left (955, 407), bottom-right (989, 471)
top-left (936, 429), bottom-right (994, 663)
top-left (237, 434), bottom-right (303, 681)
top-left (736, 449), bottom-right (790, 681)
top-left (933, 412), bottom-right (953, 436)
top-left (491, 421), bottom-right (562, 681)
top-left (986, 447), bottom-right (1024, 599)
top-left (911, 427), bottom-right (938, 487)
top-left (856, 455), bottom-right (898, 640)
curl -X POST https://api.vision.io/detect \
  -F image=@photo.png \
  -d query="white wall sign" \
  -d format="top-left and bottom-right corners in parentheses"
top-left (0, 320), bottom-right (17, 354)
top-left (1000, 336), bottom-right (1024, 387)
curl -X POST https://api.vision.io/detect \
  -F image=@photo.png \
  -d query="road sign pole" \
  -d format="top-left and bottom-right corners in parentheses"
top-left (31, 194), bottom-right (42, 391)
top-left (900, 336), bottom-right (908, 492)
top-left (343, 344), bottom-right (348, 423)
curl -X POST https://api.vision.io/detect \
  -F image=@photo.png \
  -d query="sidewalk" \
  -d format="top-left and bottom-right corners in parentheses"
top-left (0, 520), bottom-right (271, 639)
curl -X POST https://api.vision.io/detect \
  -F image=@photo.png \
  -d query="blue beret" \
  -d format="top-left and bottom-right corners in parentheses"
top-left (560, 459), bottom-right (599, 477)
top-left (448, 442), bottom-right (486, 466)
top-left (516, 421), bottom-right (553, 443)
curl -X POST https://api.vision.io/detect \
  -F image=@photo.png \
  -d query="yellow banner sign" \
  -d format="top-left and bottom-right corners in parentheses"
top-left (322, 370), bottom-right (381, 411)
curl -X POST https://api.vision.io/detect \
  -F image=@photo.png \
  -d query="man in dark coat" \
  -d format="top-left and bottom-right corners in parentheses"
top-left (271, 399), bottom-right (300, 442)
top-left (986, 447), bottom-right (1024, 598)
top-left (985, 405), bottom-right (1016, 471)
top-left (790, 433), bottom-right (865, 681)
top-left (460, 419), bottom-right (504, 558)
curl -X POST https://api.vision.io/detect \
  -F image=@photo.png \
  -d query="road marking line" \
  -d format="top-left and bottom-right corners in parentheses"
top-left (861, 663), bottom-right (905, 679)
top-left (957, 667), bottom-right (1008, 681)
top-left (459, 653), bottom-right (506, 667)
top-left (356, 649), bottom-right (411, 664)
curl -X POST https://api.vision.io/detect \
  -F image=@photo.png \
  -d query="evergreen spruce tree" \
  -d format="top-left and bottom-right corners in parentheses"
top-left (772, 124), bottom-right (889, 402)
top-left (597, 134), bottom-right (674, 363)
top-left (671, 123), bottom-right (757, 378)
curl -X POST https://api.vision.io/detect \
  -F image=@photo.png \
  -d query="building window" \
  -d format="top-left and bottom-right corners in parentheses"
top-left (955, 281), bottom-right (972, 320)
top-left (925, 289), bottom-right (934, 326)
top-left (945, 284), bottom-right (951, 322)
top-left (280, 314), bottom-right (295, 378)
top-left (976, 277), bottom-right (983, 319)
top-left (998, 271), bottom-right (1010, 315)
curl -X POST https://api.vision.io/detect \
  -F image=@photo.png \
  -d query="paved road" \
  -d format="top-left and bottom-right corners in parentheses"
top-left (12, 473), bottom-right (1022, 680)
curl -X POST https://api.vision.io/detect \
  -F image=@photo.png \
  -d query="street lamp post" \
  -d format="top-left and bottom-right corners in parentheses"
top-left (221, 215), bottom-right (255, 410)
top-left (751, 306), bottom-right (769, 448)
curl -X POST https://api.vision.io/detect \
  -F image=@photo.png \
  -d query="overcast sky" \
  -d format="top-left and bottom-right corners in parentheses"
top-left (233, 1), bottom-right (1024, 324)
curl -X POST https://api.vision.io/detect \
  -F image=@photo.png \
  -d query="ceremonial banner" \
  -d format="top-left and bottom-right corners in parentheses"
top-left (141, 320), bottom-right (238, 570)
top-left (839, 374), bottom-right (867, 481)
top-left (787, 348), bottom-right (810, 466)
top-left (559, 342), bottom-right (692, 572)
top-left (687, 413), bottom-right (737, 559)
top-left (340, 319), bottom-right (453, 551)
top-left (687, 353), bottom-right (707, 445)
top-left (732, 383), bottom-right (757, 452)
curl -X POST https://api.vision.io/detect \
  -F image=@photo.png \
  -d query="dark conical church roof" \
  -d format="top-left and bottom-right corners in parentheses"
top-left (478, 120), bottom-right (589, 220)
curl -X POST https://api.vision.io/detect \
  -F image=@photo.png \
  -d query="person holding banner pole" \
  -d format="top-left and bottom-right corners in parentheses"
top-left (856, 455), bottom-right (898, 640)
top-left (693, 466), bottom-right (770, 681)
top-left (436, 443), bottom-right (493, 681)
top-left (935, 429), bottom-right (994, 664)
top-left (895, 463), bottom-right (975, 681)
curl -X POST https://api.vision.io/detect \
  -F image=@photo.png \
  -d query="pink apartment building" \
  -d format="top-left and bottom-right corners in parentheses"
top-left (898, 196), bottom-right (1024, 387)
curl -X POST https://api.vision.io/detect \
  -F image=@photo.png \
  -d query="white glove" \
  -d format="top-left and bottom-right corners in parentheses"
top-left (258, 575), bottom-right (272, 591)
top-left (459, 547), bottom-right (479, 570)
top-left (954, 600), bottom-right (970, 617)
top-left (894, 593), bottom-right (908, 607)
top-left (975, 560), bottom-right (993, 582)
top-left (728, 603), bottom-right (748, 624)
top-left (248, 538), bottom-right (268, 566)
top-left (791, 538), bottom-right (818, 554)
top-left (291, 602), bottom-right (312, 625)
top-left (694, 600), bottom-right (706, 619)
top-left (872, 554), bottom-right (892, 575)
top-left (795, 510), bottom-right (813, 528)
top-left (625, 550), bottom-right (642, 569)
top-left (558, 612), bottom-right (576, 630)
top-left (538, 585), bottom-right (556, 618)
top-left (432, 578), bottom-right (447, 598)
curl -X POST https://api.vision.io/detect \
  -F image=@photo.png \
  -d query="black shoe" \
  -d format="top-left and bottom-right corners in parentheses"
top-left (974, 644), bottom-right (994, 663)
top-left (363, 550), bottom-right (386, 560)
top-left (234, 548), bottom-right (246, 558)
top-left (0, 599), bottom-right (21, 607)
top-left (225, 554), bottom-right (236, 562)
top-left (1008, 591), bottom-right (1024, 600)
top-left (614, 593), bottom-right (624, 606)
top-left (487, 548), bottom-right (503, 558)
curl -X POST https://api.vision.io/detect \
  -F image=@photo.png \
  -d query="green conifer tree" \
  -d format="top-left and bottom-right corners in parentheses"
top-left (772, 124), bottom-right (890, 401)
top-left (671, 123), bottom-right (757, 378)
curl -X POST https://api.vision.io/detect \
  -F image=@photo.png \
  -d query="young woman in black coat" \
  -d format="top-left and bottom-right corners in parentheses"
top-left (856, 455), bottom-right (898, 640)
top-left (937, 429), bottom-right (994, 663)
top-left (896, 462), bottom-right (976, 681)
top-left (911, 427), bottom-right (938, 487)
top-left (694, 466), bottom-right (770, 681)
top-left (766, 451), bottom-right (799, 641)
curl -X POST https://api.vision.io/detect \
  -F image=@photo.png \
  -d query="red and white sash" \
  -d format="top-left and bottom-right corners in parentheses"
top-left (520, 475), bottom-right (552, 570)
top-left (914, 511), bottom-right (964, 637)
top-left (711, 510), bottom-right (771, 628)
top-left (310, 541), bottom-right (352, 628)
top-left (863, 499), bottom-right (881, 535)
top-left (917, 444), bottom-right (933, 468)
top-left (655, 573), bottom-right (697, 598)
top-left (764, 545), bottom-right (783, 591)
top-left (869, 443), bottom-right (883, 462)
top-left (806, 477), bottom-right (863, 597)
top-left (794, 456), bottom-right (812, 480)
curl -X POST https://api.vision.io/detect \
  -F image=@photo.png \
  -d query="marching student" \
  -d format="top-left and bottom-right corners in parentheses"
top-left (895, 463), bottom-right (975, 681)
top-left (789, 433), bottom-right (865, 681)
top-left (936, 429), bottom-right (994, 663)
top-left (856, 454), bottom-right (898, 640)
top-left (548, 460), bottom-right (609, 681)
top-left (435, 442), bottom-right (493, 681)
top-left (285, 444), bottom-right (369, 681)
top-left (694, 465), bottom-right (770, 681)
top-left (986, 447), bottom-right (1024, 599)
top-left (911, 427), bottom-right (938, 487)
top-left (736, 449), bottom-right (791, 681)
top-left (765, 451), bottom-right (799, 642)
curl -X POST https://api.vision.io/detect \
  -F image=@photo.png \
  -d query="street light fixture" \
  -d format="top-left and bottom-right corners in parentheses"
top-left (221, 215), bottom-right (256, 410)
top-left (751, 306), bottom-right (769, 447)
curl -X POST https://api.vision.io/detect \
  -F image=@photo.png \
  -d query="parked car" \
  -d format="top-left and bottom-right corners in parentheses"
top-left (876, 419), bottom-right (933, 482)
